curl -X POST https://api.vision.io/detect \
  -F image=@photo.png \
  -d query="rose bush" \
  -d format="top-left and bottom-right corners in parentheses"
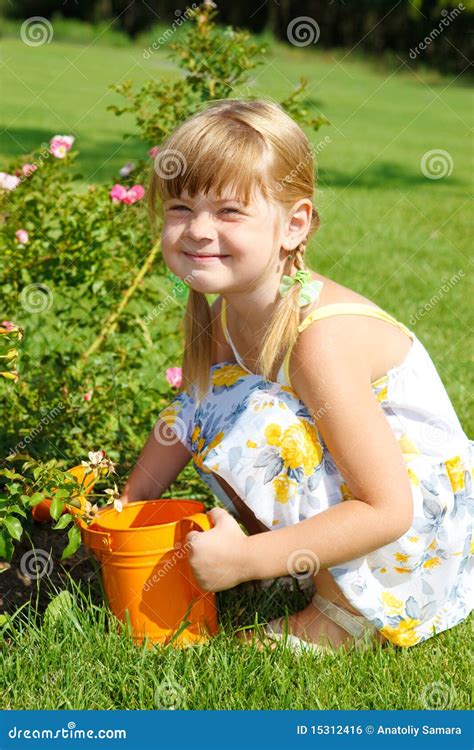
top-left (0, 1), bottom-right (329, 562)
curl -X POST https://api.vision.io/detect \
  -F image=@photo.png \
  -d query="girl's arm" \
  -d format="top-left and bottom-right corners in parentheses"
top-left (121, 419), bottom-right (192, 503)
top-left (244, 315), bottom-right (414, 580)
top-left (186, 315), bottom-right (415, 592)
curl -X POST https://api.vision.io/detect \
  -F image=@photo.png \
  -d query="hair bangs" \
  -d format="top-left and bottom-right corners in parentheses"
top-left (153, 117), bottom-right (273, 207)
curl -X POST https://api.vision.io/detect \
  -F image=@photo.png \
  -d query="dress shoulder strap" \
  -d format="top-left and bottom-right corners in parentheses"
top-left (297, 302), bottom-right (414, 341)
top-left (219, 297), bottom-right (254, 374)
top-left (220, 296), bottom-right (230, 342)
top-left (279, 302), bottom-right (415, 389)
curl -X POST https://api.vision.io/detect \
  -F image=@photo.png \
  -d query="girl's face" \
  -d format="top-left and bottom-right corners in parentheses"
top-left (161, 186), bottom-right (285, 295)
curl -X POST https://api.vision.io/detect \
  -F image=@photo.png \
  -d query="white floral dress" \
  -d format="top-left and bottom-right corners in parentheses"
top-left (161, 300), bottom-right (473, 648)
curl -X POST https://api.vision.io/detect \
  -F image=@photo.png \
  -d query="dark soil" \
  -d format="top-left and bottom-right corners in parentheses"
top-left (0, 517), bottom-right (103, 617)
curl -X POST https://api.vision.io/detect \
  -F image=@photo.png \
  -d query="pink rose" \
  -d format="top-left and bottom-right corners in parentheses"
top-left (109, 184), bottom-right (128, 203)
top-left (83, 391), bottom-right (93, 402)
top-left (22, 163), bottom-right (37, 177)
top-left (121, 185), bottom-right (145, 205)
top-left (109, 183), bottom-right (145, 205)
top-left (166, 367), bottom-right (182, 388)
top-left (0, 172), bottom-right (20, 191)
top-left (149, 146), bottom-right (161, 159)
top-left (15, 229), bottom-right (29, 245)
top-left (1, 321), bottom-right (16, 332)
top-left (49, 134), bottom-right (75, 159)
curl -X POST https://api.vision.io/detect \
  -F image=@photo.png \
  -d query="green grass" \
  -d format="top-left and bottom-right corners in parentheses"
top-left (0, 575), bottom-right (471, 710)
top-left (1, 36), bottom-right (472, 427)
top-left (1, 32), bottom-right (472, 709)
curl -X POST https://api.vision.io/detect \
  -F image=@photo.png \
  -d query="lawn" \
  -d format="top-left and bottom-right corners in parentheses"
top-left (0, 28), bottom-right (472, 710)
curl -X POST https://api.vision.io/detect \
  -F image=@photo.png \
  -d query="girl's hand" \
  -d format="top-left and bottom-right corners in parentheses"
top-left (185, 507), bottom-right (250, 592)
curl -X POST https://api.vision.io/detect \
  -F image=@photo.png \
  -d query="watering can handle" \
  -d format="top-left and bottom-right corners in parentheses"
top-left (179, 511), bottom-right (214, 544)
top-left (179, 511), bottom-right (214, 597)
top-left (80, 523), bottom-right (112, 554)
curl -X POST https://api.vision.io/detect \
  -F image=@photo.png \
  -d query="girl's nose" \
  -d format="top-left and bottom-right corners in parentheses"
top-left (184, 212), bottom-right (216, 242)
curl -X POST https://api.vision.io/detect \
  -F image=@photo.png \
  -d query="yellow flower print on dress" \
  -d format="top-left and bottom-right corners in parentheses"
top-left (407, 468), bottom-right (420, 486)
top-left (212, 364), bottom-right (248, 389)
top-left (340, 483), bottom-right (355, 501)
top-left (444, 455), bottom-right (465, 493)
top-left (272, 474), bottom-right (298, 504)
top-left (160, 401), bottom-right (181, 427)
top-left (264, 423), bottom-right (282, 446)
top-left (279, 422), bottom-right (323, 475)
top-left (381, 591), bottom-right (405, 615)
top-left (193, 430), bottom-right (224, 474)
top-left (394, 552), bottom-right (410, 563)
top-left (371, 374), bottom-right (388, 403)
top-left (380, 618), bottom-right (422, 647)
top-left (398, 434), bottom-right (421, 460)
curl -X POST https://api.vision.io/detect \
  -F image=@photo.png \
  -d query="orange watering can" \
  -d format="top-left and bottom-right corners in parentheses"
top-left (78, 498), bottom-right (219, 648)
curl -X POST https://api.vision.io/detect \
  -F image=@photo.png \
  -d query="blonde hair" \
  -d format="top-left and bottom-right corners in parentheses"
top-left (148, 99), bottom-right (320, 406)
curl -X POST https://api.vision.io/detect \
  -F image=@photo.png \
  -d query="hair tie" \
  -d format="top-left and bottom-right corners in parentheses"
top-left (278, 269), bottom-right (323, 308)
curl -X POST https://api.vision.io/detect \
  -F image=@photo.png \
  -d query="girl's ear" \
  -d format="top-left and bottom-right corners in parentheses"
top-left (281, 199), bottom-right (314, 251)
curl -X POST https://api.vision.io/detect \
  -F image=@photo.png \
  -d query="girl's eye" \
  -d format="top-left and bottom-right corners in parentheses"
top-left (166, 205), bottom-right (242, 214)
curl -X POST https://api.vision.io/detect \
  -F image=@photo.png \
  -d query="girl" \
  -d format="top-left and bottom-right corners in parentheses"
top-left (122, 99), bottom-right (473, 653)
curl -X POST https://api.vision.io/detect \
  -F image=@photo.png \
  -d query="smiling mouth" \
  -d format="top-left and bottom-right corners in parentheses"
top-left (183, 252), bottom-right (230, 258)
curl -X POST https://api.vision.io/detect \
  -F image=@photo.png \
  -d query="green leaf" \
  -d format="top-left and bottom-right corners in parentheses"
top-left (43, 590), bottom-right (74, 626)
top-left (3, 515), bottom-right (23, 541)
top-left (6, 453), bottom-right (33, 463)
top-left (61, 524), bottom-right (81, 560)
top-left (49, 495), bottom-right (65, 521)
top-left (0, 529), bottom-right (14, 561)
top-left (52, 513), bottom-right (73, 530)
top-left (28, 493), bottom-right (45, 507)
top-left (0, 469), bottom-right (23, 480)
top-left (6, 505), bottom-right (27, 518)
top-left (53, 489), bottom-right (69, 500)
